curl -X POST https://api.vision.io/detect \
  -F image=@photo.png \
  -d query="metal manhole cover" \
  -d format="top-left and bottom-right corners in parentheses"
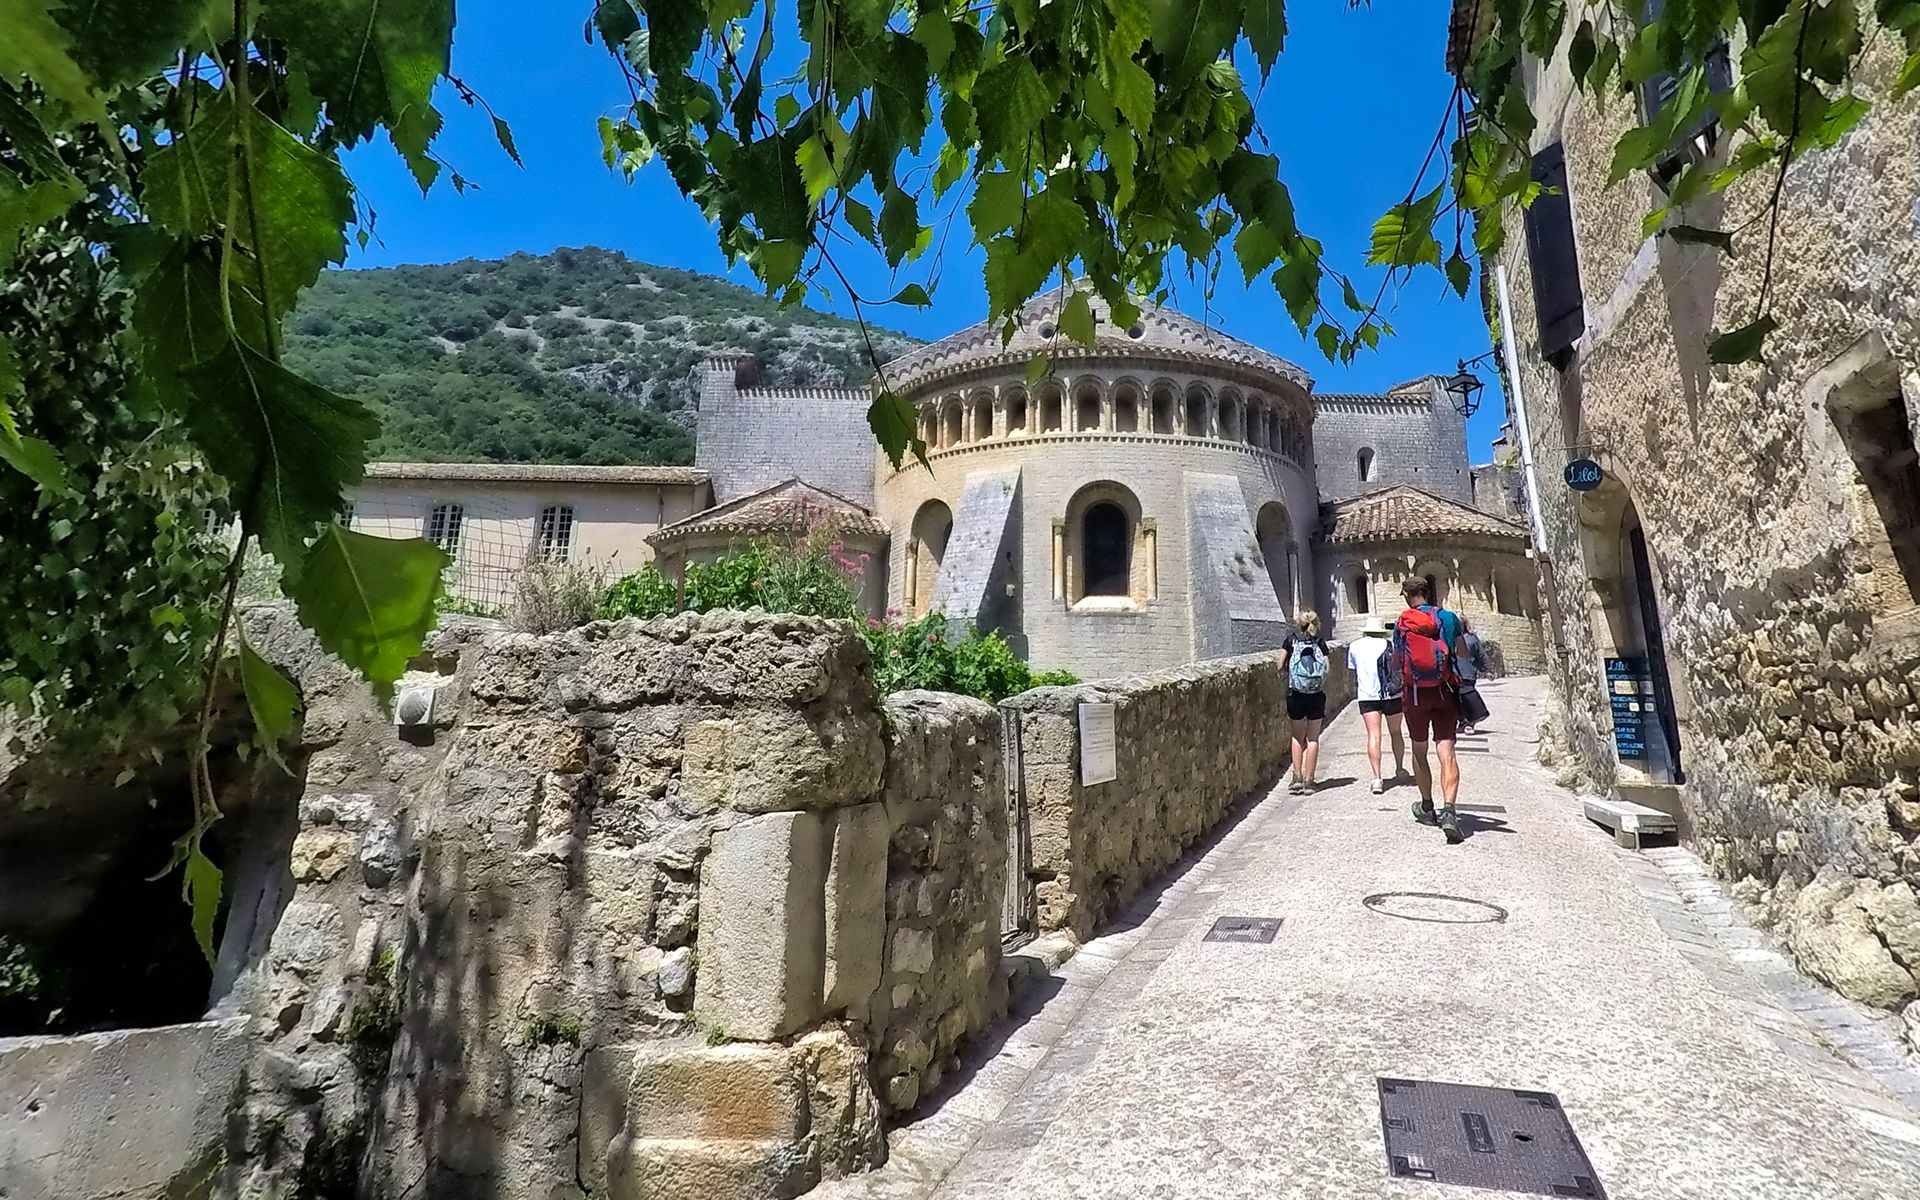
top-left (1202, 916), bottom-right (1283, 943)
top-left (1362, 892), bottom-right (1509, 924)
top-left (1378, 1079), bottom-right (1605, 1197)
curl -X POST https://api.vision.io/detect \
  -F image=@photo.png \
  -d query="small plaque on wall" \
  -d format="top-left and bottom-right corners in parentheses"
top-left (1078, 702), bottom-right (1118, 786)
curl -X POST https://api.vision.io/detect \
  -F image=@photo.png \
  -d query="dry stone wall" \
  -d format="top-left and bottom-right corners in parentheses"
top-left (236, 609), bottom-right (1008, 1200)
top-left (1006, 652), bottom-right (1352, 940)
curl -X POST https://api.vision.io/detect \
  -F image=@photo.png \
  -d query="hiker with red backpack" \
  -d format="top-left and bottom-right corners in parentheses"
top-left (1393, 578), bottom-right (1467, 844)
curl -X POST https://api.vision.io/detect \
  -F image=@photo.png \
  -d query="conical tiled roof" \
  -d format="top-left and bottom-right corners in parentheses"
top-left (1320, 484), bottom-right (1528, 545)
top-left (880, 283), bottom-right (1313, 392)
top-left (648, 478), bottom-right (885, 548)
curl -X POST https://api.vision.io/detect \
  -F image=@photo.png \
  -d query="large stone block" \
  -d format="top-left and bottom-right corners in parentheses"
top-left (823, 804), bottom-right (887, 1017)
top-left (696, 812), bottom-right (828, 1040)
top-left (0, 1018), bottom-right (250, 1200)
top-left (605, 1137), bottom-right (806, 1200)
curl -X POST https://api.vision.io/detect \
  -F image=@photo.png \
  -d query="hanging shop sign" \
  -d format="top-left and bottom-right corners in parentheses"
top-left (1564, 459), bottom-right (1604, 491)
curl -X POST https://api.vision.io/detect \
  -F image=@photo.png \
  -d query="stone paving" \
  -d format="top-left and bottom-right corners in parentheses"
top-left (818, 676), bottom-right (1920, 1200)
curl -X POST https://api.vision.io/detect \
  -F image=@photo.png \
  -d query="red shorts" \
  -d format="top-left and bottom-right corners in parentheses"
top-left (1404, 689), bottom-right (1459, 743)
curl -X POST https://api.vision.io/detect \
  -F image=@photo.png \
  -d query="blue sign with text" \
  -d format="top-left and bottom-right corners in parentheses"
top-left (1564, 459), bottom-right (1604, 491)
top-left (1605, 657), bottom-right (1651, 761)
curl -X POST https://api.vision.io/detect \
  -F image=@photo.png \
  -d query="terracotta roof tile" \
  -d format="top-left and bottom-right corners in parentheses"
top-left (1320, 484), bottom-right (1528, 545)
top-left (649, 477), bottom-right (886, 546)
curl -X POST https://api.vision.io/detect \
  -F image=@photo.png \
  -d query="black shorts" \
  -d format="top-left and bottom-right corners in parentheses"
top-left (1358, 697), bottom-right (1403, 716)
top-left (1287, 691), bottom-right (1327, 722)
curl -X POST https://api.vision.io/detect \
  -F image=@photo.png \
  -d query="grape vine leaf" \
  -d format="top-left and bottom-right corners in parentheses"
top-left (238, 631), bottom-right (302, 773)
top-left (0, 336), bottom-right (72, 494)
top-left (177, 343), bottom-right (378, 570)
top-left (292, 524), bottom-right (448, 705)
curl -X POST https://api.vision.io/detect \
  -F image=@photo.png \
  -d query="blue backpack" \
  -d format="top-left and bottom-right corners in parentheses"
top-left (1288, 639), bottom-right (1327, 694)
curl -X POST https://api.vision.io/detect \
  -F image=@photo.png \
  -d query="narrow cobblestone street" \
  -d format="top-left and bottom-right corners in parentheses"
top-left (822, 677), bottom-right (1920, 1200)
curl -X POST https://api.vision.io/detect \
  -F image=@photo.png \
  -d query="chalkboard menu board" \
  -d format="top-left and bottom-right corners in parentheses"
top-left (1605, 657), bottom-right (1651, 761)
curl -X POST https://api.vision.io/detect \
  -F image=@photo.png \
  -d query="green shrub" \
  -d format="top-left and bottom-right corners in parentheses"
top-left (600, 536), bottom-right (862, 622)
top-left (862, 613), bottom-right (1077, 703)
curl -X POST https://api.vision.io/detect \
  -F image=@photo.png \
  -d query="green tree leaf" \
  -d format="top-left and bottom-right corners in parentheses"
top-left (1366, 186), bottom-right (1445, 269)
top-left (844, 196), bottom-right (877, 243)
top-left (887, 283), bottom-right (933, 307)
top-left (238, 632), bottom-right (302, 773)
top-left (912, 1), bottom-right (955, 72)
top-left (880, 184), bottom-right (927, 268)
top-left (1708, 314), bottom-right (1780, 363)
top-left (1522, 0), bottom-right (1568, 59)
top-left (967, 170), bottom-right (1025, 239)
top-left (181, 839), bottom-right (223, 965)
top-left (1569, 20), bottom-right (1598, 89)
top-left (1147, 0), bottom-right (1239, 83)
top-left (1058, 289), bottom-right (1096, 347)
top-left (176, 342), bottom-right (378, 568)
top-left (867, 389), bottom-right (926, 469)
top-left (0, 336), bottom-right (70, 494)
top-left (1444, 250), bottom-right (1472, 298)
top-left (1244, 0), bottom-right (1288, 74)
top-left (492, 116), bottom-right (522, 166)
top-left (0, 0), bottom-right (109, 126)
top-left (259, 0), bottom-right (455, 181)
top-left (291, 524), bottom-right (447, 704)
top-left (144, 97), bottom-right (355, 324)
top-left (972, 56), bottom-right (1052, 160)
top-left (0, 174), bottom-right (83, 271)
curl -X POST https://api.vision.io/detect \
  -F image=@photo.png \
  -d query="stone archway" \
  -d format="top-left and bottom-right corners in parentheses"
top-left (1255, 501), bottom-right (1296, 614)
top-left (907, 499), bottom-right (953, 615)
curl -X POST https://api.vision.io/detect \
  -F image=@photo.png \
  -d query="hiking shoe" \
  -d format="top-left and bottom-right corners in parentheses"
top-left (1412, 799), bottom-right (1437, 825)
top-left (1288, 779), bottom-right (1306, 795)
top-left (1370, 778), bottom-right (1384, 795)
top-left (1439, 808), bottom-right (1464, 844)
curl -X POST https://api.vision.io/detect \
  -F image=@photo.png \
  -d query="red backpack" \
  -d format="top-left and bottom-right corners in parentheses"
top-left (1394, 606), bottom-right (1456, 703)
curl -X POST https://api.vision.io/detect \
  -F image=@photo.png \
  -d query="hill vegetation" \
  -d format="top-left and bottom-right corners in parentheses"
top-left (283, 247), bottom-right (919, 465)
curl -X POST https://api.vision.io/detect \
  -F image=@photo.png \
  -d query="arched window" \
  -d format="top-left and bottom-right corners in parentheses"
top-left (1074, 382), bottom-right (1103, 432)
top-left (907, 500), bottom-right (953, 614)
top-left (1255, 502), bottom-right (1294, 610)
top-left (1038, 384), bottom-right (1064, 432)
top-left (971, 395), bottom-right (993, 441)
top-left (1184, 388), bottom-right (1209, 437)
top-left (941, 400), bottom-right (964, 448)
top-left (1004, 388), bottom-right (1029, 435)
top-left (1083, 503), bottom-right (1131, 595)
top-left (1358, 447), bottom-right (1376, 482)
top-left (1151, 385), bottom-right (1177, 434)
top-left (1113, 382), bottom-right (1141, 432)
top-left (1348, 574), bottom-right (1371, 615)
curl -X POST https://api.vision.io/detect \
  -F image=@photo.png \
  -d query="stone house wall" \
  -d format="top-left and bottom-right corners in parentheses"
top-left (695, 358), bottom-right (880, 506)
top-left (1476, 8), bottom-right (1920, 1012)
top-left (1004, 652), bottom-right (1354, 941)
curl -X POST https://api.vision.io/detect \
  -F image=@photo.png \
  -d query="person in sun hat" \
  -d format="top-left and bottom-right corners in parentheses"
top-left (1348, 613), bottom-right (1406, 793)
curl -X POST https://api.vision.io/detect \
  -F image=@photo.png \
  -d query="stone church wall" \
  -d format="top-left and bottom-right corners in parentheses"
top-left (1313, 384), bottom-right (1474, 504)
top-left (1488, 22), bottom-right (1920, 1013)
top-left (695, 357), bottom-right (879, 506)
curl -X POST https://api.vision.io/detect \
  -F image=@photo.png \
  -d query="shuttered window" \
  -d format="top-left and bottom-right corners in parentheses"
top-left (1641, 0), bottom-right (1732, 181)
top-left (1522, 141), bottom-right (1585, 366)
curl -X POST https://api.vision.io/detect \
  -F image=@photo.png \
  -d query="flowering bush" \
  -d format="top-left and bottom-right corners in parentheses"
top-left (862, 612), bottom-right (1078, 703)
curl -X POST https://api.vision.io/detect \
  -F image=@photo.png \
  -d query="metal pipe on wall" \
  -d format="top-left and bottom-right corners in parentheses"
top-left (1494, 263), bottom-right (1550, 554)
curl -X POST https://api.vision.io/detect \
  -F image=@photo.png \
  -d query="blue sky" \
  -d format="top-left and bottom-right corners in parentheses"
top-left (340, 1), bottom-right (1506, 457)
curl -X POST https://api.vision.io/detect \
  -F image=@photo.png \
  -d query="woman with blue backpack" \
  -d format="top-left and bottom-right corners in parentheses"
top-left (1281, 610), bottom-right (1329, 794)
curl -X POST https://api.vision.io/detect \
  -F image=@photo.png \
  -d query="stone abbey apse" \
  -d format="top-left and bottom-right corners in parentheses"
top-left (682, 284), bottom-right (1544, 677)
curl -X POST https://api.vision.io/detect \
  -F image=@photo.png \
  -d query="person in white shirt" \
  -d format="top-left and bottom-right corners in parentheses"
top-left (1347, 614), bottom-right (1407, 794)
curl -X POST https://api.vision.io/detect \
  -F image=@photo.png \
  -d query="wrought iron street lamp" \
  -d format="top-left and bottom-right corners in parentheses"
top-left (1444, 358), bottom-right (1485, 418)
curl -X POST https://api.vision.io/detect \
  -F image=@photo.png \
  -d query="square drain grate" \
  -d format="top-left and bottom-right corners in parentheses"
top-left (1202, 916), bottom-right (1283, 943)
top-left (1377, 1079), bottom-right (1605, 1198)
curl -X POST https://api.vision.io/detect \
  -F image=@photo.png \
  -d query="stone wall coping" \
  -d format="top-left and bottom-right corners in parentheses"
top-left (1000, 651), bottom-right (1289, 713)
